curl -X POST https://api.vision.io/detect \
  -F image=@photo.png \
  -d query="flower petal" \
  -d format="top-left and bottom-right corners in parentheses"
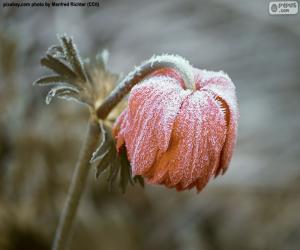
top-left (119, 76), bottom-right (191, 175)
top-left (194, 69), bottom-right (239, 175)
top-left (148, 90), bottom-right (227, 190)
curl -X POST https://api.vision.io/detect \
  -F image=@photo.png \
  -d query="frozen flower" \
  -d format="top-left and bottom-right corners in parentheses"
top-left (113, 67), bottom-right (238, 192)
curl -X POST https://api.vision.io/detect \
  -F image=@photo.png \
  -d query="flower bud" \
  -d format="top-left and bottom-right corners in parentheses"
top-left (113, 67), bottom-right (238, 192)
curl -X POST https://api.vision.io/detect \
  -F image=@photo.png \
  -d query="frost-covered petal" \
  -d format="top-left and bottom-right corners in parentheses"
top-left (115, 75), bottom-right (191, 175)
top-left (194, 69), bottom-right (239, 175)
top-left (147, 91), bottom-right (227, 190)
top-left (189, 91), bottom-right (227, 190)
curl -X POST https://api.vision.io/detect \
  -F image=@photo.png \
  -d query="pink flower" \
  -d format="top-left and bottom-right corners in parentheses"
top-left (113, 67), bottom-right (238, 192)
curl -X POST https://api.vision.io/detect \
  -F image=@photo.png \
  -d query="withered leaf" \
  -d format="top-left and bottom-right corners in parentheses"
top-left (92, 122), bottom-right (145, 192)
top-left (133, 175), bottom-right (145, 187)
top-left (45, 86), bottom-right (80, 105)
top-left (33, 75), bottom-right (68, 86)
top-left (41, 54), bottom-right (77, 80)
top-left (59, 35), bottom-right (86, 82)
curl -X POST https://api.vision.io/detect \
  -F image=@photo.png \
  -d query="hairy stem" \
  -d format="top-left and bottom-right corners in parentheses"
top-left (96, 54), bottom-right (194, 119)
top-left (52, 119), bottom-right (100, 250)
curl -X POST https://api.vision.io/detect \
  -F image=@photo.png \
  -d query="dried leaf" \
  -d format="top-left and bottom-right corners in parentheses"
top-left (107, 157), bottom-right (120, 190)
top-left (119, 147), bottom-right (132, 192)
top-left (41, 54), bottom-right (77, 80)
top-left (92, 123), bottom-right (144, 192)
top-left (95, 150), bottom-right (111, 178)
top-left (133, 175), bottom-right (145, 187)
top-left (59, 35), bottom-right (86, 82)
top-left (33, 75), bottom-right (68, 86)
top-left (91, 123), bottom-right (108, 163)
top-left (34, 34), bottom-right (120, 110)
top-left (45, 86), bottom-right (79, 105)
top-left (92, 123), bottom-right (120, 188)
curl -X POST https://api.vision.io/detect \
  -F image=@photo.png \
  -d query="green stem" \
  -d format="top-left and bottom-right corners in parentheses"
top-left (96, 54), bottom-right (194, 119)
top-left (52, 119), bottom-right (100, 250)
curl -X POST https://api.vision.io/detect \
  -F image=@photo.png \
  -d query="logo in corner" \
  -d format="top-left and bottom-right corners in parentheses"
top-left (269, 1), bottom-right (298, 15)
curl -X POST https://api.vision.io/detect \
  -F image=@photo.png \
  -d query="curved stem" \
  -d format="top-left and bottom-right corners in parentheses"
top-left (52, 55), bottom-right (194, 250)
top-left (52, 119), bottom-right (100, 250)
top-left (96, 54), bottom-right (194, 119)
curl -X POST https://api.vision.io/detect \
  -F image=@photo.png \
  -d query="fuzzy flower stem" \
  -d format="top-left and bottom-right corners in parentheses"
top-left (96, 54), bottom-right (194, 119)
top-left (52, 119), bottom-right (100, 250)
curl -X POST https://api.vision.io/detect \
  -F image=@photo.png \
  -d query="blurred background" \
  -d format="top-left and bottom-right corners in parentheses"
top-left (1, 0), bottom-right (300, 249)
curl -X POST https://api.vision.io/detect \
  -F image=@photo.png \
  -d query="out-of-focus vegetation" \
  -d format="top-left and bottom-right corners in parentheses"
top-left (1, 1), bottom-right (300, 249)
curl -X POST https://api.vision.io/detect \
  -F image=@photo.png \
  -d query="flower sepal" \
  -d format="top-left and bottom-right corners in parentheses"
top-left (91, 121), bottom-right (144, 193)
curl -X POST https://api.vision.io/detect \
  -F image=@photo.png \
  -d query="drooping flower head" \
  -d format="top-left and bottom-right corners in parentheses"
top-left (113, 57), bottom-right (238, 192)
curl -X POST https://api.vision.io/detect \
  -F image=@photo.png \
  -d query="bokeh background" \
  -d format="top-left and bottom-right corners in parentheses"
top-left (1, 0), bottom-right (300, 249)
